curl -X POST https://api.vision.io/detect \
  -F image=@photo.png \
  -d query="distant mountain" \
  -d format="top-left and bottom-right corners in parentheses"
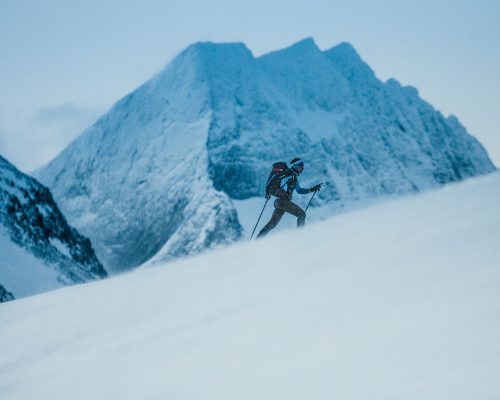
top-left (35, 38), bottom-right (495, 272)
top-left (0, 155), bottom-right (106, 300)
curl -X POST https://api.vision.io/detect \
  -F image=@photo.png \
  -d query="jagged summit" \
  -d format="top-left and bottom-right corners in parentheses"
top-left (325, 41), bottom-right (362, 62)
top-left (324, 41), bottom-right (376, 81)
top-left (259, 37), bottom-right (321, 59)
top-left (289, 36), bottom-right (318, 49)
top-left (36, 39), bottom-right (495, 272)
top-left (150, 41), bottom-right (254, 90)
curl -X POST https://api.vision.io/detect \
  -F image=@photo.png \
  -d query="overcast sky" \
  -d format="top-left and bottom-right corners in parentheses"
top-left (1, 0), bottom-right (499, 172)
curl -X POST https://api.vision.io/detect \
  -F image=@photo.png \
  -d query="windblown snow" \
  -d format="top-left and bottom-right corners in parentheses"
top-left (1, 171), bottom-right (499, 400)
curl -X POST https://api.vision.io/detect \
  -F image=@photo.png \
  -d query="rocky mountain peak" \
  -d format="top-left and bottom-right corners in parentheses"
top-left (1, 155), bottom-right (106, 299)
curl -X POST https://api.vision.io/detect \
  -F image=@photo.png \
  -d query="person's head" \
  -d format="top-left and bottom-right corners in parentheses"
top-left (290, 157), bottom-right (304, 175)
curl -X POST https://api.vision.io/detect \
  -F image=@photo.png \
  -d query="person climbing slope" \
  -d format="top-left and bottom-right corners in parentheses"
top-left (256, 157), bottom-right (322, 238)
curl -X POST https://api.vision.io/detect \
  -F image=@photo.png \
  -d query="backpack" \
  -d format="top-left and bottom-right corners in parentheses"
top-left (265, 161), bottom-right (289, 197)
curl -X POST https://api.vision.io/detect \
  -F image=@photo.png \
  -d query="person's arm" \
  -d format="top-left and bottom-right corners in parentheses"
top-left (295, 179), bottom-right (310, 195)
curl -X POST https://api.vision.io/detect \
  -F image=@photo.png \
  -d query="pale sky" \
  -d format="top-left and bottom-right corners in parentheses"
top-left (1, 0), bottom-right (499, 172)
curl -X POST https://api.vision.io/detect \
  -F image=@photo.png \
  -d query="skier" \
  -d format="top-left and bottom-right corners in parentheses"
top-left (256, 158), bottom-right (322, 238)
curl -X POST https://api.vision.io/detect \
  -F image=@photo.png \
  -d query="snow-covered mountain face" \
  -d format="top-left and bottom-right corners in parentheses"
top-left (0, 156), bottom-right (106, 301)
top-left (35, 38), bottom-right (495, 272)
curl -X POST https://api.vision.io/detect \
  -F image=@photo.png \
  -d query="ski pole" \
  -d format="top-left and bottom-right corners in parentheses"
top-left (304, 191), bottom-right (316, 213)
top-left (250, 198), bottom-right (269, 240)
top-left (305, 183), bottom-right (324, 213)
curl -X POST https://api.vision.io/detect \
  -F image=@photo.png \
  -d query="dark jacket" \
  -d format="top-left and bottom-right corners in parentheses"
top-left (276, 171), bottom-right (309, 200)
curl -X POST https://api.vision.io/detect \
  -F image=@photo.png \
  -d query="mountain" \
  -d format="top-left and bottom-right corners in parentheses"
top-left (2, 171), bottom-right (499, 399)
top-left (0, 155), bottom-right (106, 300)
top-left (35, 38), bottom-right (495, 272)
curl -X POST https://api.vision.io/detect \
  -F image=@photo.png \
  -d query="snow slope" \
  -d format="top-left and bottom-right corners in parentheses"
top-left (35, 38), bottom-right (495, 273)
top-left (1, 171), bottom-right (499, 399)
top-left (0, 228), bottom-right (61, 298)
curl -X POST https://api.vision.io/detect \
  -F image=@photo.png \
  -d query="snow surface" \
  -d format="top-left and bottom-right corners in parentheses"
top-left (0, 227), bottom-right (62, 298)
top-left (1, 171), bottom-right (499, 399)
top-left (49, 237), bottom-right (71, 258)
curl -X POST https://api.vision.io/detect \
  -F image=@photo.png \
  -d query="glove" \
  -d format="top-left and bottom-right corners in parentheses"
top-left (265, 193), bottom-right (271, 200)
top-left (310, 183), bottom-right (323, 192)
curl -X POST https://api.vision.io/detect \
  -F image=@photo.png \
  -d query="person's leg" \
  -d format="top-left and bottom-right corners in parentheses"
top-left (283, 200), bottom-right (306, 227)
top-left (256, 199), bottom-right (285, 238)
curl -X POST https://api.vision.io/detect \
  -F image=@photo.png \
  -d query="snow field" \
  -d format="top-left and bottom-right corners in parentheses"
top-left (1, 171), bottom-right (499, 399)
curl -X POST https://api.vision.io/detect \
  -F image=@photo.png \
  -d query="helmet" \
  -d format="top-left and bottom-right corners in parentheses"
top-left (290, 157), bottom-right (304, 174)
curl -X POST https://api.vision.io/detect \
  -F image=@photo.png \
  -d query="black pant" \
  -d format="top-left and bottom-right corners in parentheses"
top-left (256, 197), bottom-right (306, 238)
